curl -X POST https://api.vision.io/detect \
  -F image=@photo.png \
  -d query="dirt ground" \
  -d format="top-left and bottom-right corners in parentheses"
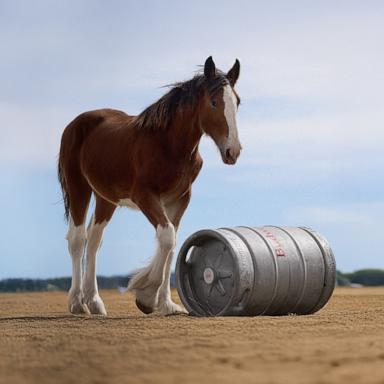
top-left (0, 288), bottom-right (383, 384)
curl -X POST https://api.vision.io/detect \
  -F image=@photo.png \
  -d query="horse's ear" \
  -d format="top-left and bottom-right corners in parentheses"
top-left (204, 56), bottom-right (216, 80)
top-left (227, 59), bottom-right (240, 86)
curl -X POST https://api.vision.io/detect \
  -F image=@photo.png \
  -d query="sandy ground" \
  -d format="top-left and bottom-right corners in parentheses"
top-left (0, 288), bottom-right (383, 384)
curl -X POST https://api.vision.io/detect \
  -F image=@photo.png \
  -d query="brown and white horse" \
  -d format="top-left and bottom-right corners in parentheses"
top-left (58, 56), bottom-right (241, 316)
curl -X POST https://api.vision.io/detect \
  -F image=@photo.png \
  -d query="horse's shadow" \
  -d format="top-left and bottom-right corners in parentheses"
top-left (0, 314), bottom-right (143, 321)
top-left (0, 313), bottom-right (189, 322)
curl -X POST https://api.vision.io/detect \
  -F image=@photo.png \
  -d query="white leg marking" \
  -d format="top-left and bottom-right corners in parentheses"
top-left (223, 84), bottom-right (240, 148)
top-left (83, 215), bottom-right (108, 316)
top-left (67, 216), bottom-right (89, 315)
top-left (153, 223), bottom-right (176, 279)
top-left (157, 250), bottom-right (187, 315)
top-left (157, 226), bottom-right (187, 315)
top-left (128, 223), bottom-right (176, 313)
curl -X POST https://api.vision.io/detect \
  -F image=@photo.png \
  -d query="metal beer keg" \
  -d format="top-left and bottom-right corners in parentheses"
top-left (176, 226), bottom-right (336, 316)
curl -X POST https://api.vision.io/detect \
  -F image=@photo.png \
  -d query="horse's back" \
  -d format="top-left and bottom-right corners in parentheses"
top-left (60, 109), bottom-right (134, 156)
top-left (63, 108), bottom-right (132, 137)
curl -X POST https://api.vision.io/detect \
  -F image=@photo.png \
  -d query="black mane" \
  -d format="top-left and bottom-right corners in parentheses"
top-left (133, 71), bottom-right (229, 131)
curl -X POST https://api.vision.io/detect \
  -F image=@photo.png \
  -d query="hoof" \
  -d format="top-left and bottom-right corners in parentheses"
top-left (159, 300), bottom-right (188, 316)
top-left (68, 290), bottom-right (90, 315)
top-left (85, 295), bottom-right (107, 316)
top-left (132, 286), bottom-right (159, 314)
top-left (69, 300), bottom-right (90, 315)
top-left (135, 299), bottom-right (154, 314)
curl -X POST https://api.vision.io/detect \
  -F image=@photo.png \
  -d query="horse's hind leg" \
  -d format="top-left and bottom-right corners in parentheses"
top-left (83, 196), bottom-right (116, 315)
top-left (66, 177), bottom-right (92, 315)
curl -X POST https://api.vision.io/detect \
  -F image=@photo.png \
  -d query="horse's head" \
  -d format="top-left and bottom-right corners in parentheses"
top-left (199, 56), bottom-right (242, 165)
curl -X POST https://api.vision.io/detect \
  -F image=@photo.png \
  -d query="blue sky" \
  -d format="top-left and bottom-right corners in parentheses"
top-left (0, 0), bottom-right (383, 278)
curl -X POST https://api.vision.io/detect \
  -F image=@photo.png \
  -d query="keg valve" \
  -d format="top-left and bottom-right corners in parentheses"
top-left (203, 267), bottom-right (215, 284)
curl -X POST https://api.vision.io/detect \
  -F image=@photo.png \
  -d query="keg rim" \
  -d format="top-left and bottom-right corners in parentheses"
top-left (176, 229), bottom-right (241, 316)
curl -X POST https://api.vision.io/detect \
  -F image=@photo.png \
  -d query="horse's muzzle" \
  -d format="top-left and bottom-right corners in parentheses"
top-left (221, 144), bottom-right (241, 165)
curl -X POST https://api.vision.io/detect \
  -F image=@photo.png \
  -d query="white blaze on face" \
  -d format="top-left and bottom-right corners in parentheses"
top-left (222, 84), bottom-right (239, 146)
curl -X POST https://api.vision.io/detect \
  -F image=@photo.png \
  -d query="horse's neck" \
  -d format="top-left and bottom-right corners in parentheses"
top-left (166, 109), bottom-right (202, 160)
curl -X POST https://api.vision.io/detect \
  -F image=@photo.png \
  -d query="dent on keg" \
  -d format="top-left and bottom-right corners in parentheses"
top-left (176, 226), bottom-right (336, 316)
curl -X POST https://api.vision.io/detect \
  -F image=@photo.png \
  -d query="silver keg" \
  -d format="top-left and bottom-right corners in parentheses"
top-left (176, 226), bottom-right (336, 316)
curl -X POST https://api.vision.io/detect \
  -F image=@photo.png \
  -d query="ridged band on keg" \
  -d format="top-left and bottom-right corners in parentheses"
top-left (299, 227), bottom-right (336, 314)
top-left (262, 226), bottom-right (336, 315)
top-left (225, 226), bottom-right (280, 315)
top-left (264, 226), bottom-right (309, 314)
top-left (176, 229), bottom-right (253, 316)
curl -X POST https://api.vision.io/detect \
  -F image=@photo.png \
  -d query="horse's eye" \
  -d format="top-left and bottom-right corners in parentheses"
top-left (211, 100), bottom-right (217, 108)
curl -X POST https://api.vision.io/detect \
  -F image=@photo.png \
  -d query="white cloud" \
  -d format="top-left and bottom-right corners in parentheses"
top-left (285, 203), bottom-right (384, 226)
top-left (240, 110), bottom-right (384, 160)
top-left (282, 202), bottom-right (384, 271)
top-left (0, 103), bottom-right (71, 168)
top-left (200, 108), bottom-right (384, 189)
top-left (236, 8), bottom-right (384, 102)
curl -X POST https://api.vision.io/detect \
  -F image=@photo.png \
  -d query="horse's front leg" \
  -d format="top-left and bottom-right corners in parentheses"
top-left (83, 196), bottom-right (116, 315)
top-left (156, 193), bottom-right (191, 315)
top-left (127, 192), bottom-right (178, 314)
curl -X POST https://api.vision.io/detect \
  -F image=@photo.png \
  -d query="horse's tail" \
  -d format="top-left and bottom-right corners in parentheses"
top-left (57, 159), bottom-right (70, 221)
top-left (58, 111), bottom-right (105, 222)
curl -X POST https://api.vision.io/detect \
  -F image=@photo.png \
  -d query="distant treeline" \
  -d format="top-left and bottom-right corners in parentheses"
top-left (0, 274), bottom-right (178, 293)
top-left (0, 276), bottom-right (129, 293)
top-left (0, 270), bottom-right (383, 292)
top-left (337, 269), bottom-right (384, 287)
